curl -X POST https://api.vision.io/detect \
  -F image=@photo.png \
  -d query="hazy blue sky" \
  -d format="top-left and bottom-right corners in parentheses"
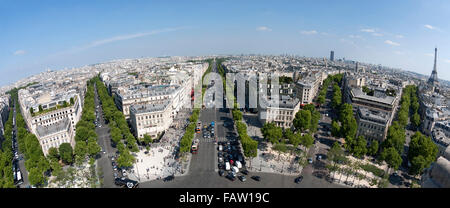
top-left (1, 0), bottom-right (450, 86)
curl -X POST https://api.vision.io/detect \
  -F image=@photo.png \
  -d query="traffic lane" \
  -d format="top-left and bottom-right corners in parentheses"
top-left (140, 170), bottom-right (345, 188)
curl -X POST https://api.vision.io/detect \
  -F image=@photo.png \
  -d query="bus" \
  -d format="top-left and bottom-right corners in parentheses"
top-left (191, 139), bottom-right (199, 154)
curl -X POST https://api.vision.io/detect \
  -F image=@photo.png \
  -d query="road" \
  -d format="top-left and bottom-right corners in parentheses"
top-left (140, 59), bottom-right (344, 188)
top-left (11, 100), bottom-right (30, 188)
top-left (94, 83), bottom-right (120, 188)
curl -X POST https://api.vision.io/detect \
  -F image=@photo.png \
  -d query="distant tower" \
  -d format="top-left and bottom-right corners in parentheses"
top-left (355, 62), bottom-right (359, 72)
top-left (330, 51), bottom-right (335, 61)
top-left (428, 47), bottom-right (439, 86)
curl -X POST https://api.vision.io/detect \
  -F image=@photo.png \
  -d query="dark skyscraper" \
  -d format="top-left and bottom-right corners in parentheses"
top-left (428, 47), bottom-right (439, 86)
top-left (330, 51), bottom-right (334, 61)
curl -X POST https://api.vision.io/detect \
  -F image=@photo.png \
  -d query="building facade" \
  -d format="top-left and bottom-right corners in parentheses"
top-left (130, 101), bottom-right (173, 139)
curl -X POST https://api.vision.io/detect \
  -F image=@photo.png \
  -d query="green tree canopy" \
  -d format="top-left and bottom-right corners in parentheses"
top-left (59, 143), bottom-right (74, 164)
top-left (293, 110), bottom-right (311, 132)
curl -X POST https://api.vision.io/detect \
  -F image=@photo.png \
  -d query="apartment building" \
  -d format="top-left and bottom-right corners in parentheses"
top-left (130, 100), bottom-right (173, 139)
top-left (36, 118), bottom-right (75, 156)
top-left (355, 107), bottom-right (390, 142)
top-left (0, 95), bottom-right (10, 136)
top-left (258, 95), bottom-right (301, 128)
top-left (114, 84), bottom-right (187, 119)
top-left (293, 71), bottom-right (323, 104)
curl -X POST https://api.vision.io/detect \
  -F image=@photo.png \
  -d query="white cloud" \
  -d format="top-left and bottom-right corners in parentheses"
top-left (13, 50), bottom-right (26, 55)
top-left (384, 40), bottom-right (400, 46)
top-left (349, 35), bottom-right (363, 39)
top-left (395, 35), bottom-right (404, 38)
top-left (361, 28), bottom-right (375, 33)
top-left (424, 24), bottom-right (436, 30)
top-left (372, 33), bottom-right (384, 37)
top-left (300, 30), bottom-right (318, 35)
top-left (256, 26), bottom-right (272, 32)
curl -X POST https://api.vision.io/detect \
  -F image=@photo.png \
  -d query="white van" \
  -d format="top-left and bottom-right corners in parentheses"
top-left (232, 166), bottom-right (239, 173)
top-left (218, 145), bottom-right (223, 151)
top-left (225, 162), bottom-right (231, 171)
top-left (235, 161), bottom-right (242, 169)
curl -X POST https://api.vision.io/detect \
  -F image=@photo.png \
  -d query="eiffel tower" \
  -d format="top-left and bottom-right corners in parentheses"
top-left (427, 47), bottom-right (439, 86)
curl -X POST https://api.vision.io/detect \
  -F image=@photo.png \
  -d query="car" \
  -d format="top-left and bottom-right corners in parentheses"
top-left (113, 166), bottom-right (118, 171)
top-left (230, 159), bottom-right (234, 165)
top-left (308, 158), bottom-right (313, 164)
top-left (114, 177), bottom-right (138, 188)
top-left (295, 176), bottom-right (304, 183)
top-left (218, 157), bottom-right (224, 163)
top-left (241, 169), bottom-right (249, 175)
top-left (251, 176), bottom-right (261, 181)
top-left (317, 155), bottom-right (322, 160)
top-left (218, 170), bottom-right (225, 177)
top-left (238, 175), bottom-right (246, 182)
top-left (218, 152), bottom-right (223, 157)
top-left (164, 175), bottom-right (175, 182)
top-left (226, 173), bottom-right (236, 181)
top-left (113, 173), bottom-right (118, 178)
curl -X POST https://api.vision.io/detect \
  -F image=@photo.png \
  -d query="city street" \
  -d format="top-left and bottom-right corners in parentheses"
top-left (140, 60), bottom-right (345, 188)
top-left (94, 83), bottom-right (120, 188)
top-left (12, 100), bottom-right (29, 188)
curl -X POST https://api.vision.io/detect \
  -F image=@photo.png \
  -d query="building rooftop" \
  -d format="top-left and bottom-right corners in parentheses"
top-left (357, 107), bottom-right (390, 124)
top-left (36, 118), bottom-right (70, 138)
top-left (350, 87), bottom-right (396, 106)
top-left (130, 100), bottom-right (171, 114)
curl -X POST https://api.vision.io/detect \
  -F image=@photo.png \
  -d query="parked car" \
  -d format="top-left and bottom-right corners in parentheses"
top-left (238, 175), bottom-right (246, 182)
top-left (164, 175), bottom-right (175, 182)
top-left (295, 176), bottom-right (304, 183)
top-left (114, 178), bottom-right (138, 188)
top-left (251, 176), bottom-right (261, 181)
top-left (226, 173), bottom-right (236, 181)
top-left (308, 158), bottom-right (313, 164)
top-left (218, 170), bottom-right (225, 177)
top-left (241, 169), bottom-right (249, 175)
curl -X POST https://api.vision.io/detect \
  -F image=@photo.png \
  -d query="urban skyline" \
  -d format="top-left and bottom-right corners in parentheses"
top-left (2, 0), bottom-right (450, 87)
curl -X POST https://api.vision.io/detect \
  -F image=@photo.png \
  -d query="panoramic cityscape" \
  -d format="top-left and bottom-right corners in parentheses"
top-left (0, 1), bottom-right (449, 189)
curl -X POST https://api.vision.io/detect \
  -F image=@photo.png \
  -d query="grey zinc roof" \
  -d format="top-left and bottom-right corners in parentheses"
top-left (36, 118), bottom-right (70, 138)
top-left (351, 87), bottom-right (395, 105)
top-left (130, 100), bottom-right (171, 114)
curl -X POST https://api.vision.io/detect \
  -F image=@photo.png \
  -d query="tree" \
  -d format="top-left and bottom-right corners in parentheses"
top-left (117, 148), bottom-right (135, 168)
top-left (29, 167), bottom-right (45, 186)
top-left (70, 97), bottom-right (75, 105)
top-left (261, 122), bottom-right (283, 144)
top-left (59, 143), bottom-right (74, 164)
top-left (331, 120), bottom-right (341, 137)
top-left (411, 113), bottom-right (421, 130)
top-left (409, 155), bottom-right (427, 176)
top-left (293, 110), bottom-right (311, 132)
top-left (74, 141), bottom-right (87, 161)
top-left (380, 147), bottom-right (402, 170)
top-left (317, 95), bottom-right (325, 105)
top-left (368, 140), bottom-right (379, 156)
top-left (87, 138), bottom-right (101, 157)
top-left (285, 129), bottom-right (301, 147)
top-left (328, 142), bottom-right (345, 164)
top-left (38, 105), bottom-right (43, 112)
top-left (301, 134), bottom-right (314, 148)
top-left (47, 147), bottom-right (59, 161)
top-left (29, 108), bottom-right (34, 115)
top-left (382, 121), bottom-right (406, 154)
top-left (407, 132), bottom-right (438, 175)
top-left (143, 134), bottom-right (153, 145)
top-left (352, 136), bottom-right (367, 158)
